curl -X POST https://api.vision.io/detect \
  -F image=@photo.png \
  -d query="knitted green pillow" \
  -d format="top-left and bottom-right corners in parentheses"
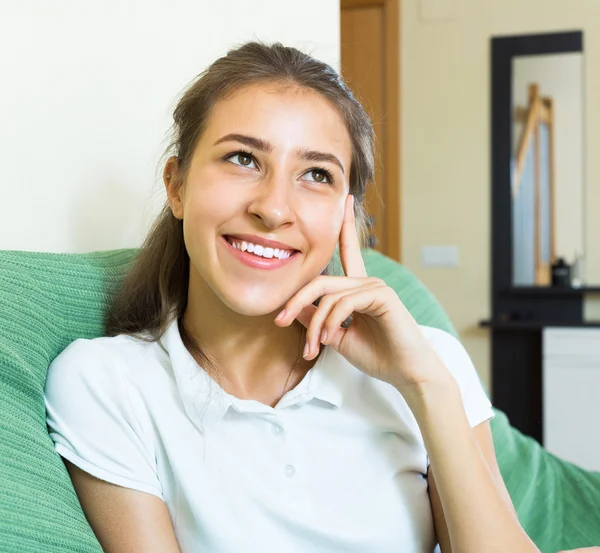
top-left (0, 249), bottom-right (135, 553)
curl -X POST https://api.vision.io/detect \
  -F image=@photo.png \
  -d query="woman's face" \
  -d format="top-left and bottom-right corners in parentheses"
top-left (167, 83), bottom-right (353, 317)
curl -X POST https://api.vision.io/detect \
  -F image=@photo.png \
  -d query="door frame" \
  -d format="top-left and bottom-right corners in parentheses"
top-left (341, 0), bottom-right (401, 261)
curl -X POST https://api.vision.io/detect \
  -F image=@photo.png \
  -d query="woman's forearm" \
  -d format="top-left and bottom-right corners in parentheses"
top-left (400, 372), bottom-right (539, 553)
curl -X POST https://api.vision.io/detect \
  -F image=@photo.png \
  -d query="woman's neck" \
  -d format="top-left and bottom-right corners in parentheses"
top-left (182, 286), bottom-right (316, 406)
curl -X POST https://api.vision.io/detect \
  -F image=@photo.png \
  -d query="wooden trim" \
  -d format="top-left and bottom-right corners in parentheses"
top-left (340, 0), bottom-right (401, 261)
top-left (539, 102), bottom-right (551, 124)
top-left (383, 0), bottom-right (401, 261)
top-left (341, 0), bottom-right (384, 8)
top-left (515, 107), bottom-right (528, 122)
top-left (513, 99), bottom-right (538, 198)
top-left (516, 102), bottom-right (550, 123)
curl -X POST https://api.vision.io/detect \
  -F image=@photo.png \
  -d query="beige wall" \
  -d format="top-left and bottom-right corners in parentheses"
top-left (401, 0), bottom-right (600, 391)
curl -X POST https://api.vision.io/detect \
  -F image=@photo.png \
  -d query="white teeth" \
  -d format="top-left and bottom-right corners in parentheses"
top-left (228, 237), bottom-right (293, 260)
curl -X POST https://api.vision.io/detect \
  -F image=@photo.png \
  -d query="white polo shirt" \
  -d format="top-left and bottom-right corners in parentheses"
top-left (45, 319), bottom-right (493, 553)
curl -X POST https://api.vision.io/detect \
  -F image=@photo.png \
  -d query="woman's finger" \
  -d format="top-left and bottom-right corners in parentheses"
top-left (340, 194), bottom-right (367, 278)
top-left (293, 303), bottom-right (316, 332)
top-left (304, 282), bottom-right (383, 359)
top-left (275, 274), bottom-right (382, 326)
top-left (321, 284), bottom-right (391, 349)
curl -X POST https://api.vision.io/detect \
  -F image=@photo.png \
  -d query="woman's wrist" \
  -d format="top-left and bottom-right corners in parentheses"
top-left (392, 356), bottom-right (461, 417)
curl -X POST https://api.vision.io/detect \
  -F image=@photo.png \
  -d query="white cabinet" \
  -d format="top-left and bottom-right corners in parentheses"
top-left (543, 328), bottom-right (600, 471)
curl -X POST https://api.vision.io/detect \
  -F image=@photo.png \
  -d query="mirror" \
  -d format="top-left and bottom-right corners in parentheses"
top-left (511, 51), bottom-right (585, 286)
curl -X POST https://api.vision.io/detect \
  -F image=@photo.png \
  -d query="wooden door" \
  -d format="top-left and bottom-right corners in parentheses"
top-left (340, 0), bottom-right (401, 261)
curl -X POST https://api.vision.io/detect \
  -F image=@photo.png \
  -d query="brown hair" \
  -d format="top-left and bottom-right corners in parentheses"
top-left (105, 41), bottom-right (375, 367)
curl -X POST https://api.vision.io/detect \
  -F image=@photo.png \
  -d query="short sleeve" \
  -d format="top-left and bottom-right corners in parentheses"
top-left (44, 339), bottom-right (164, 500)
top-left (420, 326), bottom-right (494, 428)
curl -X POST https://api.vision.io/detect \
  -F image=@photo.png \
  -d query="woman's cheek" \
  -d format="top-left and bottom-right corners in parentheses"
top-left (306, 201), bottom-right (344, 241)
top-left (186, 181), bottom-right (235, 222)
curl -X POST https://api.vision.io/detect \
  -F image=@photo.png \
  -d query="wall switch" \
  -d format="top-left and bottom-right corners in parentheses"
top-left (421, 245), bottom-right (459, 268)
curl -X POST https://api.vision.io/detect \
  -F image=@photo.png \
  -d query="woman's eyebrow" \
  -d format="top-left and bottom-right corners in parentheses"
top-left (214, 133), bottom-right (274, 152)
top-left (296, 149), bottom-right (345, 175)
top-left (213, 133), bottom-right (345, 175)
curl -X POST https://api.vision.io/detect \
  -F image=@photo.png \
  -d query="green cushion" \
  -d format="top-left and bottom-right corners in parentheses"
top-left (0, 247), bottom-right (599, 552)
top-left (0, 250), bottom-right (134, 553)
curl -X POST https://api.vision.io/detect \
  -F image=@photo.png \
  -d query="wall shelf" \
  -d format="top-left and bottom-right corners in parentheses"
top-left (501, 286), bottom-right (600, 297)
top-left (479, 319), bottom-right (600, 330)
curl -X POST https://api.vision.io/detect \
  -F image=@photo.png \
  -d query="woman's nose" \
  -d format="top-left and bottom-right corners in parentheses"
top-left (247, 173), bottom-right (295, 230)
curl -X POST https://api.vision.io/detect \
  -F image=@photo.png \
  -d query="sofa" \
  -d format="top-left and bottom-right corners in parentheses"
top-left (1, 247), bottom-right (599, 552)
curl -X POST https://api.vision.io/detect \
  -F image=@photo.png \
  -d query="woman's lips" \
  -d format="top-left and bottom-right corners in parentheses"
top-left (221, 236), bottom-right (297, 270)
top-left (225, 233), bottom-right (297, 253)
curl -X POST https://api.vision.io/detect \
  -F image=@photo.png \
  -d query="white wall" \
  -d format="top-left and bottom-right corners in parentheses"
top-left (512, 53), bottom-right (584, 266)
top-left (0, 0), bottom-right (340, 253)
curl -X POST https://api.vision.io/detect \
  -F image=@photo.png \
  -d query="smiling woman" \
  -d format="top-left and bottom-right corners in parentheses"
top-left (44, 42), bottom-right (542, 553)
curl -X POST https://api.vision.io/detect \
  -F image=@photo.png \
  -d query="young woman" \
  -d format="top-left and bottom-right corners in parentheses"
top-left (45, 42), bottom-right (541, 553)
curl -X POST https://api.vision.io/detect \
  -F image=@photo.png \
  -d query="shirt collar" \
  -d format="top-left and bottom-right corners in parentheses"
top-left (160, 318), bottom-right (347, 432)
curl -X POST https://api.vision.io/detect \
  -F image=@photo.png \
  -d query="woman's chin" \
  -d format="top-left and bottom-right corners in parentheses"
top-left (219, 289), bottom-right (289, 319)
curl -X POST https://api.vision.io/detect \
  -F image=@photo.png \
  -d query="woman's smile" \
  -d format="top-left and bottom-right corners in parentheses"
top-left (220, 234), bottom-right (299, 270)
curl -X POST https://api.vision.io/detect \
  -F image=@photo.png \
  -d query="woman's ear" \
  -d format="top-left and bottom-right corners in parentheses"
top-left (164, 156), bottom-right (184, 219)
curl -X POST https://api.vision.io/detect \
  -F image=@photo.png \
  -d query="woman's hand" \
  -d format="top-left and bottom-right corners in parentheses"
top-left (274, 194), bottom-right (448, 393)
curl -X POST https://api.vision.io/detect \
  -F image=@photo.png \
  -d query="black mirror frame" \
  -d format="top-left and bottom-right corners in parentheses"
top-left (491, 30), bottom-right (583, 307)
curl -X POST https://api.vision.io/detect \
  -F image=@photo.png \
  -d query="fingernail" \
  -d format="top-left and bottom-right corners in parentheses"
top-left (275, 309), bottom-right (286, 322)
top-left (303, 341), bottom-right (310, 358)
top-left (320, 329), bottom-right (328, 343)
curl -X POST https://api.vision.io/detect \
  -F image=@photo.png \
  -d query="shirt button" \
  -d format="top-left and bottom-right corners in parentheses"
top-left (271, 424), bottom-right (283, 437)
top-left (284, 464), bottom-right (296, 478)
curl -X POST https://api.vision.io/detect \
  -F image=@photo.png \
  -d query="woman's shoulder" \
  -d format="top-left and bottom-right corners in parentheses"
top-left (417, 324), bottom-right (460, 350)
top-left (56, 331), bottom-right (153, 356)
top-left (416, 325), bottom-right (494, 426)
top-left (45, 333), bottom-right (168, 501)
top-left (46, 332), bottom-right (171, 398)
top-left (416, 325), bottom-right (481, 382)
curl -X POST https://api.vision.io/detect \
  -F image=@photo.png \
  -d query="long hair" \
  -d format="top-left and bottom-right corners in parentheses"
top-left (105, 41), bottom-right (375, 370)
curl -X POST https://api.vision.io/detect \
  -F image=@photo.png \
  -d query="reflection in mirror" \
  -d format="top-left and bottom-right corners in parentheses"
top-left (511, 53), bottom-right (584, 286)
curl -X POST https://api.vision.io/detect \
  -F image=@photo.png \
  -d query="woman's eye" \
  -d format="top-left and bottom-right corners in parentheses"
top-left (227, 152), bottom-right (257, 169)
top-left (304, 169), bottom-right (332, 184)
